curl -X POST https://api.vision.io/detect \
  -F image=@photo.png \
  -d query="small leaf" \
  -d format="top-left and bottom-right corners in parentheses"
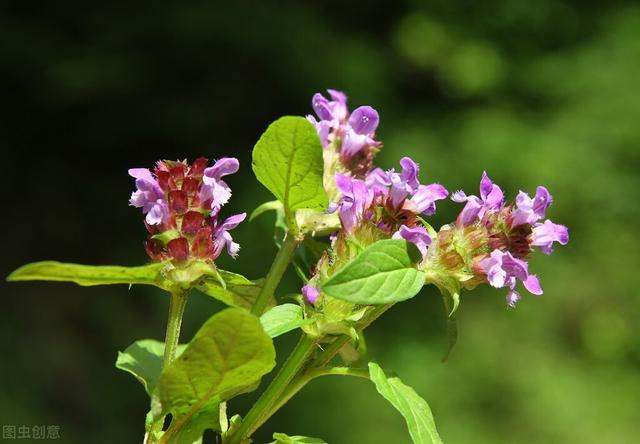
top-left (196, 270), bottom-right (272, 312)
top-left (7, 261), bottom-right (166, 288)
top-left (322, 240), bottom-right (426, 304)
top-left (260, 304), bottom-right (314, 338)
top-left (249, 200), bottom-right (283, 222)
top-left (158, 308), bottom-right (275, 421)
top-left (252, 116), bottom-right (328, 227)
top-left (441, 292), bottom-right (458, 363)
top-left (368, 362), bottom-right (443, 444)
top-left (115, 339), bottom-right (187, 396)
top-left (270, 433), bottom-right (327, 444)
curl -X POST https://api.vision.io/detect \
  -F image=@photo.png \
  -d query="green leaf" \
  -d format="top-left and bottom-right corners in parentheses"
top-left (249, 200), bottom-right (283, 222)
top-left (368, 362), bottom-right (443, 444)
top-left (196, 270), bottom-right (272, 312)
top-left (322, 240), bottom-right (426, 304)
top-left (167, 406), bottom-right (219, 444)
top-left (260, 304), bottom-right (314, 338)
top-left (441, 292), bottom-right (458, 363)
top-left (158, 308), bottom-right (275, 426)
top-left (252, 116), bottom-right (328, 227)
top-left (7, 261), bottom-right (166, 288)
top-left (115, 339), bottom-right (187, 396)
top-left (270, 433), bottom-right (327, 444)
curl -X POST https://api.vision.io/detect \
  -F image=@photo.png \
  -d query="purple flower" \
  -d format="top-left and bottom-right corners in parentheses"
top-left (212, 212), bottom-right (246, 259)
top-left (365, 167), bottom-right (391, 197)
top-left (477, 249), bottom-right (543, 307)
top-left (408, 184), bottom-right (449, 216)
top-left (452, 171), bottom-right (504, 226)
top-left (386, 157), bottom-right (449, 214)
top-left (392, 225), bottom-right (432, 259)
top-left (306, 115), bottom-right (331, 147)
top-left (308, 89), bottom-right (381, 160)
top-left (200, 157), bottom-right (240, 214)
top-left (128, 168), bottom-right (169, 225)
top-left (530, 219), bottom-right (569, 254)
top-left (312, 89), bottom-right (348, 123)
top-left (511, 186), bottom-right (552, 227)
top-left (349, 106), bottom-right (379, 135)
top-left (302, 284), bottom-right (320, 305)
top-left (333, 173), bottom-right (373, 232)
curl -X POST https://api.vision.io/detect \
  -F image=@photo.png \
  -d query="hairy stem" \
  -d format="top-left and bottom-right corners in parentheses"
top-left (251, 233), bottom-right (299, 316)
top-left (226, 333), bottom-right (317, 444)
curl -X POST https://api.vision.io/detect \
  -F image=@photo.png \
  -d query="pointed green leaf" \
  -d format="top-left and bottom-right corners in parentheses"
top-left (368, 362), bottom-right (443, 444)
top-left (7, 261), bottom-right (166, 288)
top-left (252, 116), bottom-right (328, 227)
top-left (270, 433), bottom-right (327, 444)
top-left (260, 304), bottom-right (314, 338)
top-left (158, 308), bottom-right (275, 424)
top-left (322, 240), bottom-right (426, 304)
top-left (116, 339), bottom-right (187, 396)
top-left (441, 292), bottom-right (458, 362)
top-left (195, 270), bottom-right (273, 312)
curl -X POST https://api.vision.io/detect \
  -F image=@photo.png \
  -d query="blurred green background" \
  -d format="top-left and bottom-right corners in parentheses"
top-left (2, 1), bottom-right (639, 443)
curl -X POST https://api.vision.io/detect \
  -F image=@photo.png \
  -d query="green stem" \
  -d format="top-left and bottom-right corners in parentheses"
top-left (226, 333), bottom-right (317, 444)
top-left (251, 233), bottom-right (299, 316)
top-left (163, 289), bottom-right (189, 366)
top-left (146, 289), bottom-right (189, 444)
top-left (266, 303), bottom-right (395, 421)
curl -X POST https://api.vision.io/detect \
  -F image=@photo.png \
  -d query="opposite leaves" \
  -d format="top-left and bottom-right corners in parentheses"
top-left (252, 116), bottom-right (328, 228)
top-left (322, 239), bottom-right (426, 304)
top-left (368, 362), bottom-right (443, 444)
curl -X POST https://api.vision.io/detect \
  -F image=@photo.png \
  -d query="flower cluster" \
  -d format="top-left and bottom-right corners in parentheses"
top-left (330, 157), bottom-right (448, 256)
top-left (129, 158), bottom-right (245, 263)
top-left (302, 90), bottom-right (448, 308)
top-left (303, 89), bottom-right (568, 311)
top-left (307, 89), bottom-right (381, 176)
top-left (435, 172), bottom-right (569, 306)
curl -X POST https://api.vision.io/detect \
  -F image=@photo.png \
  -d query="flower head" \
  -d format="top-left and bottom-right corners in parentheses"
top-left (431, 173), bottom-right (568, 307)
top-left (307, 89), bottom-right (381, 175)
top-left (129, 158), bottom-right (244, 263)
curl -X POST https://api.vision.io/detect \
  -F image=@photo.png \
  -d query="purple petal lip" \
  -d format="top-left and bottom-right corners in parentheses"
top-left (349, 106), bottom-right (379, 135)
top-left (392, 225), bottom-right (432, 259)
top-left (203, 157), bottom-right (239, 183)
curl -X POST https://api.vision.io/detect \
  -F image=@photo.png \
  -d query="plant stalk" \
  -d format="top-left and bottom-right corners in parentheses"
top-left (226, 333), bottom-right (317, 443)
top-left (163, 289), bottom-right (189, 367)
top-left (251, 232), bottom-right (299, 316)
top-left (265, 303), bottom-right (395, 422)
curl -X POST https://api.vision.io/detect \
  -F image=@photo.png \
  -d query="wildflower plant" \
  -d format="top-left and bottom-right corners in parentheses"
top-left (7, 90), bottom-right (568, 444)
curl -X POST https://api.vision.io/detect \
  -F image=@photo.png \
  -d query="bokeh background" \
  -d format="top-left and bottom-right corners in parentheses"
top-left (2, 1), bottom-right (639, 443)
